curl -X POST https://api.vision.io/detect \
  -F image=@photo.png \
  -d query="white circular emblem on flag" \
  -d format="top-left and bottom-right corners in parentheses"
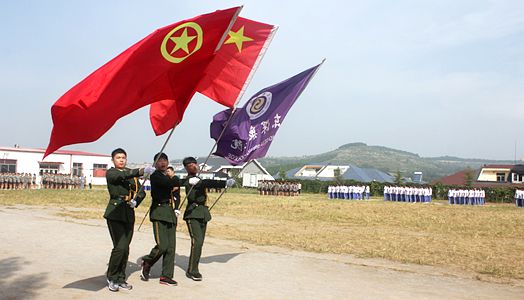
top-left (246, 92), bottom-right (272, 120)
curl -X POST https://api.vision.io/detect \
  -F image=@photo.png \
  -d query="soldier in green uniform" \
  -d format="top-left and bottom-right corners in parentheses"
top-left (140, 152), bottom-right (180, 286)
top-left (182, 157), bottom-right (235, 281)
top-left (104, 148), bottom-right (153, 292)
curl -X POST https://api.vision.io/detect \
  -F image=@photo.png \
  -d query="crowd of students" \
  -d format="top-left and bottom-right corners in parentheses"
top-left (447, 189), bottom-right (485, 205)
top-left (0, 173), bottom-right (36, 189)
top-left (327, 185), bottom-right (370, 200)
top-left (515, 190), bottom-right (524, 207)
top-left (383, 186), bottom-right (433, 202)
top-left (258, 181), bottom-right (301, 196)
top-left (40, 173), bottom-right (87, 189)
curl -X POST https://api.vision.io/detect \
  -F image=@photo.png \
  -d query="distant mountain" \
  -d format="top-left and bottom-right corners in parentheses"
top-left (258, 142), bottom-right (516, 181)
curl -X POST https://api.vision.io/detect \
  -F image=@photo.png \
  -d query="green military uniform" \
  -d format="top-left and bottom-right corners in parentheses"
top-left (104, 167), bottom-right (145, 284)
top-left (183, 175), bottom-right (226, 278)
top-left (142, 170), bottom-right (180, 279)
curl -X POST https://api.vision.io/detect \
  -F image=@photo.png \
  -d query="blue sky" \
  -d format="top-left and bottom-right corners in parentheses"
top-left (1, 0), bottom-right (523, 163)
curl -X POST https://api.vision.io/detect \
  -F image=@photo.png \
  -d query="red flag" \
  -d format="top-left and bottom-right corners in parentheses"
top-left (149, 17), bottom-right (276, 136)
top-left (44, 7), bottom-right (241, 158)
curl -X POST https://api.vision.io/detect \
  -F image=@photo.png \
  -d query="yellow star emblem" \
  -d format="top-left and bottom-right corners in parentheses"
top-left (169, 28), bottom-right (197, 55)
top-left (224, 26), bottom-right (254, 52)
top-left (160, 22), bottom-right (203, 64)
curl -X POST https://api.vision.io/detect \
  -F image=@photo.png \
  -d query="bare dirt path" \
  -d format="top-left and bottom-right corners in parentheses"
top-left (1, 206), bottom-right (523, 300)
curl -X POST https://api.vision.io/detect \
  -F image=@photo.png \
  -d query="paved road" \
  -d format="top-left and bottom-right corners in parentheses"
top-left (1, 206), bottom-right (523, 300)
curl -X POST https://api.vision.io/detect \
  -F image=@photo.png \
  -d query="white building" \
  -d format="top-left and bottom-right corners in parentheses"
top-left (172, 156), bottom-right (274, 188)
top-left (0, 146), bottom-right (112, 186)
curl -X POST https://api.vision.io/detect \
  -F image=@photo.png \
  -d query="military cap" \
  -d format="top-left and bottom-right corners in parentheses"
top-left (182, 156), bottom-right (197, 166)
top-left (154, 152), bottom-right (168, 162)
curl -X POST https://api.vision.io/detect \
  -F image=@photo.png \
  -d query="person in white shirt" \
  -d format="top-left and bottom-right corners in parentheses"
top-left (365, 185), bottom-right (370, 200)
top-left (468, 189), bottom-right (475, 205)
top-left (475, 189), bottom-right (481, 205)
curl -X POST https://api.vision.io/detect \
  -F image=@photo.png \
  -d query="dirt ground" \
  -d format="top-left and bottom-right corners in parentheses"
top-left (1, 205), bottom-right (523, 300)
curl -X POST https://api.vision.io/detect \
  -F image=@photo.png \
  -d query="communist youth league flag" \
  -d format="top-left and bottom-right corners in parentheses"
top-left (149, 17), bottom-right (276, 136)
top-left (209, 62), bottom-right (323, 165)
top-left (44, 7), bottom-right (242, 158)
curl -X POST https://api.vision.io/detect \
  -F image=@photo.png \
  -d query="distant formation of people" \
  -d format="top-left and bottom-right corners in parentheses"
top-left (515, 190), bottom-right (523, 208)
top-left (383, 186), bottom-right (432, 202)
top-left (41, 173), bottom-right (86, 189)
top-left (0, 173), bottom-right (36, 190)
top-left (328, 185), bottom-right (370, 200)
top-left (447, 188), bottom-right (485, 205)
top-left (258, 180), bottom-right (301, 196)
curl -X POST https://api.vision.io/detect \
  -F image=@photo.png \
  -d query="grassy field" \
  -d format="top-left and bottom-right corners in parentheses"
top-left (1, 189), bottom-right (523, 280)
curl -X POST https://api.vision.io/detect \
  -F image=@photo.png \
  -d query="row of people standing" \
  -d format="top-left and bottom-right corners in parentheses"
top-left (515, 190), bottom-right (524, 207)
top-left (383, 186), bottom-right (432, 202)
top-left (258, 180), bottom-right (301, 196)
top-left (0, 173), bottom-right (36, 189)
top-left (41, 173), bottom-right (86, 189)
top-left (328, 185), bottom-right (370, 200)
top-left (447, 189), bottom-right (485, 205)
top-left (104, 149), bottom-right (234, 292)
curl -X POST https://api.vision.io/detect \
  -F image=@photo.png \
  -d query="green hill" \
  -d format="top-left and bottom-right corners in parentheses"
top-left (259, 142), bottom-right (515, 181)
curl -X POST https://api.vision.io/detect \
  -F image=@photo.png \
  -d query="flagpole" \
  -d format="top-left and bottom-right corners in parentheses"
top-left (137, 123), bottom-right (178, 232)
top-left (208, 188), bottom-right (228, 212)
top-left (179, 107), bottom-right (237, 209)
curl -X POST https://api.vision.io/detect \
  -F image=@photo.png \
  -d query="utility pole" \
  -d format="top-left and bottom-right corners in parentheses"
top-left (515, 140), bottom-right (517, 164)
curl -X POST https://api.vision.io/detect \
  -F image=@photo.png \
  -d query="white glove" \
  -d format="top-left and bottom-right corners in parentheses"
top-left (174, 209), bottom-right (180, 217)
top-left (128, 199), bottom-right (137, 208)
top-left (226, 178), bottom-right (235, 188)
top-left (143, 165), bottom-right (155, 175)
top-left (188, 177), bottom-right (201, 185)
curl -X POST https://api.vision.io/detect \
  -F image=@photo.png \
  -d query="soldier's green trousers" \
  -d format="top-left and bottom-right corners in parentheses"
top-left (186, 219), bottom-right (207, 274)
top-left (106, 219), bottom-right (134, 283)
top-left (142, 221), bottom-right (176, 279)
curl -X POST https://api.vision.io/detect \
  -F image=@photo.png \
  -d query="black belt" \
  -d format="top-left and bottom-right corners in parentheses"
top-left (154, 200), bottom-right (171, 206)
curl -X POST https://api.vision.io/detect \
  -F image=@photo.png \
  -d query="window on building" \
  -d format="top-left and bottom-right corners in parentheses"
top-left (0, 159), bottom-right (16, 173)
top-left (496, 172), bottom-right (506, 182)
top-left (93, 163), bottom-right (108, 177)
top-left (39, 163), bottom-right (60, 175)
top-left (72, 163), bottom-right (83, 177)
top-left (513, 173), bottom-right (523, 183)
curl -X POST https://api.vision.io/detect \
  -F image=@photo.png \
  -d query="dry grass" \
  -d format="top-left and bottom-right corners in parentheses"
top-left (1, 189), bottom-right (523, 279)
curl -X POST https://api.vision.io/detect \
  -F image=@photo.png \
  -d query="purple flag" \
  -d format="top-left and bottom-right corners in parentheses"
top-left (210, 62), bottom-right (322, 165)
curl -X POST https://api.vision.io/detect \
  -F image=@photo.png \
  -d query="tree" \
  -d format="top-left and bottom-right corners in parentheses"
top-left (464, 168), bottom-right (474, 188)
top-left (394, 170), bottom-right (403, 185)
top-left (334, 167), bottom-right (343, 183)
top-left (278, 169), bottom-right (287, 180)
